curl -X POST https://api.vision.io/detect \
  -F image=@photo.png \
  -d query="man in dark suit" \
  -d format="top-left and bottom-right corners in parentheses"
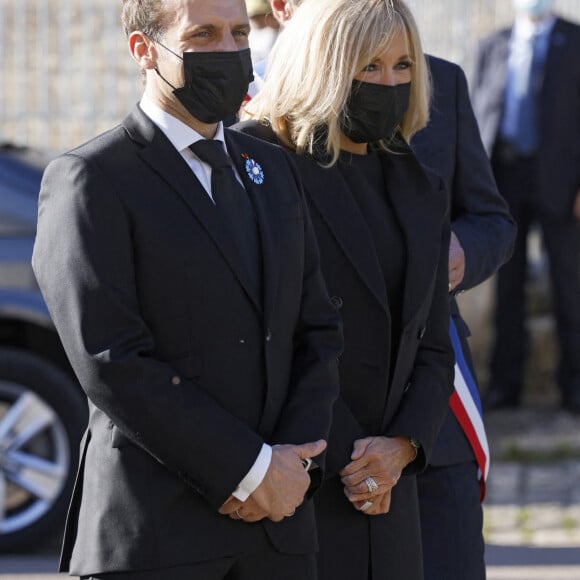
top-left (411, 55), bottom-right (516, 580)
top-left (470, 0), bottom-right (580, 412)
top-left (31, 1), bottom-right (342, 578)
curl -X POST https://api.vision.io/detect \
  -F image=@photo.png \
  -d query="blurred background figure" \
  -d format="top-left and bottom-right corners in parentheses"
top-left (470, 0), bottom-right (580, 413)
top-left (412, 52), bottom-right (515, 579)
top-left (246, 0), bottom-right (279, 67)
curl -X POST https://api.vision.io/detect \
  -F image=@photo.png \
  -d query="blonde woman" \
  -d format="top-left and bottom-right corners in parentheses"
top-left (236, 0), bottom-right (454, 577)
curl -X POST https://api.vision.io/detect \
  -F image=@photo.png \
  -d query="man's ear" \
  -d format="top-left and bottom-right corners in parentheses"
top-left (128, 31), bottom-right (157, 70)
top-left (270, 0), bottom-right (293, 24)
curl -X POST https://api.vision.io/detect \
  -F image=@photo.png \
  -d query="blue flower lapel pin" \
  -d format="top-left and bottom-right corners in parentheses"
top-left (242, 153), bottom-right (265, 185)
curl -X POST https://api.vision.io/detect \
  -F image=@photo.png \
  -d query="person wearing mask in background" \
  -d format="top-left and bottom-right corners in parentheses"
top-left (237, 0), bottom-right (454, 577)
top-left (245, 0), bottom-right (279, 69)
top-left (471, 0), bottom-right (580, 413)
top-left (252, 0), bottom-right (516, 577)
top-left (244, 0), bottom-right (298, 99)
top-left (32, 0), bottom-right (342, 578)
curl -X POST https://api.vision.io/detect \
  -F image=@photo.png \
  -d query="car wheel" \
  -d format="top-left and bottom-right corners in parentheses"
top-left (0, 347), bottom-right (87, 552)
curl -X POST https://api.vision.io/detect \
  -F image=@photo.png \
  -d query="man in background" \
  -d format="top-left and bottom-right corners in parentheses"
top-left (246, 0), bottom-right (279, 67)
top-left (412, 56), bottom-right (515, 579)
top-left (471, 0), bottom-right (580, 413)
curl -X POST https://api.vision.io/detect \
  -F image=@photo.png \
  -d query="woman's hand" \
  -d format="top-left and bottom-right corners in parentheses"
top-left (353, 490), bottom-right (393, 515)
top-left (339, 436), bottom-right (416, 513)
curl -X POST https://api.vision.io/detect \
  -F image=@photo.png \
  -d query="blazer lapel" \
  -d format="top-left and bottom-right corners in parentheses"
top-left (123, 107), bottom-right (262, 312)
top-left (294, 154), bottom-right (389, 316)
top-left (379, 148), bottom-right (444, 328)
top-left (225, 130), bottom-right (279, 321)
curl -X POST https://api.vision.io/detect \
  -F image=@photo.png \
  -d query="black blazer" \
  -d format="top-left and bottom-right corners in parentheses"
top-left (471, 17), bottom-right (580, 218)
top-left (233, 121), bottom-right (454, 579)
top-left (295, 145), bottom-right (454, 580)
top-left (32, 106), bottom-right (342, 577)
top-left (412, 56), bottom-right (516, 465)
top-left (293, 148), bottom-right (454, 474)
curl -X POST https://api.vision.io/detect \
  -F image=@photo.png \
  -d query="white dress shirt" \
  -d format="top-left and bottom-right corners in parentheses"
top-left (500, 14), bottom-right (556, 142)
top-left (139, 95), bottom-right (272, 502)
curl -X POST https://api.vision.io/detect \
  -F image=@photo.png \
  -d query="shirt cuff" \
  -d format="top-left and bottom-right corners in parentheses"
top-left (232, 443), bottom-right (272, 501)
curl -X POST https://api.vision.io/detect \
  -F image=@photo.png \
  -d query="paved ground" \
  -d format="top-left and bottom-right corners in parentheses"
top-left (484, 408), bottom-right (580, 579)
top-left (484, 408), bottom-right (580, 547)
top-left (1, 408), bottom-right (579, 579)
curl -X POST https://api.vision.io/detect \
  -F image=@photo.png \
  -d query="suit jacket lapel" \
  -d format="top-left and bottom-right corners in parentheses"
top-left (123, 107), bottom-right (262, 312)
top-left (225, 130), bottom-right (279, 321)
top-left (494, 30), bottom-right (511, 116)
top-left (294, 155), bottom-right (389, 316)
top-left (542, 18), bottom-right (568, 103)
top-left (378, 148), bottom-right (443, 327)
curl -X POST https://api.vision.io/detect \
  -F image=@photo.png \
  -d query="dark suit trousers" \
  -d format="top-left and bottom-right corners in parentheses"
top-left (82, 537), bottom-right (316, 580)
top-left (417, 461), bottom-right (485, 580)
top-left (418, 310), bottom-right (483, 579)
top-left (490, 155), bottom-right (580, 399)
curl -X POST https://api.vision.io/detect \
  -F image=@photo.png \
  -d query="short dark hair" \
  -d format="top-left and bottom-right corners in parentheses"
top-left (121, 0), bottom-right (170, 39)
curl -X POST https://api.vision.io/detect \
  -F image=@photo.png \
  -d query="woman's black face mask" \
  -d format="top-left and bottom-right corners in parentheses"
top-left (340, 80), bottom-right (411, 144)
top-left (154, 41), bottom-right (254, 124)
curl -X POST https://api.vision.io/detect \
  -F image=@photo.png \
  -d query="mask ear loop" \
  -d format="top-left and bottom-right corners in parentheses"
top-left (154, 67), bottom-right (178, 91)
top-left (154, 38), bottom-right (183, 61)
top-left (149, 37), bottom-right (183, 91)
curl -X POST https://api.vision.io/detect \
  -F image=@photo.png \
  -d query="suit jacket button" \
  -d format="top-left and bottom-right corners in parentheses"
top-left (330, 296), bottom-right (343, 310)
top-left (417, 326), bottom-right (426, 340)
top-left (171, 376), bottom-right (181, 385)
top-left (266, 329), bottom-right (272, 342)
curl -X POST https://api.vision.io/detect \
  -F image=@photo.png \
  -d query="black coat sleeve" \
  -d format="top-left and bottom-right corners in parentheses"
top-left (448, 62), bottom-right (516, 291)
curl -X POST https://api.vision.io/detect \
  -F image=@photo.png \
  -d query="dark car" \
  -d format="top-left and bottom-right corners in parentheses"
top-left (0, 144), bottom-right (87, 551)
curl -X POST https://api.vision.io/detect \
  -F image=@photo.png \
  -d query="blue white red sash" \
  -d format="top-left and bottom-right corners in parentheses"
top-left (449, 317), bottom-right (490, 500)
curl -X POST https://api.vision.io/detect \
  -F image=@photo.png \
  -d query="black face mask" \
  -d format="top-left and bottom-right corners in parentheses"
top-left (155, 42), bottom-right (254, 123)
top-left (340, 80), bottom-right (411, 144)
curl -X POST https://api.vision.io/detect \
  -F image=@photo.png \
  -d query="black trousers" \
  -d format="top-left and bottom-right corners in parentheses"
top-left (82, 554), bottom-right (315, 580)
top-left (489, 155), bottom-right (580, 400)
top-left (81, 526), bottom-right (316, 580)
top-left (418, 461), bottom-right (485, 580)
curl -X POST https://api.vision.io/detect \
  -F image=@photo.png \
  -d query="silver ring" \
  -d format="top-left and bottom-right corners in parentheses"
top-left (284, 508), bottom-right (296, 517)
top-left (364, 476), bottom-right (379, 494)
top-left (234, 509), bottom-right (244, 520)
top-left (360, 501), bottom-right (373, 511)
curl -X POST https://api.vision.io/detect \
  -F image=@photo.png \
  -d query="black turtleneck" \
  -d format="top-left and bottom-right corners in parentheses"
top-left (338, 149), bottom-right (406, 372)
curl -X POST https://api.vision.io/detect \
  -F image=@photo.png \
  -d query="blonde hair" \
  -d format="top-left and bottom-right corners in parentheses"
top-left (243, 0), bottom-right (430, 165)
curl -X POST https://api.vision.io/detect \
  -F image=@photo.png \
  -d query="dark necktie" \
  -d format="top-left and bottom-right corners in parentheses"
top-left (513, 33), bottom-right (543, 155)
top-left (190, 139), bottom-right (262, 302)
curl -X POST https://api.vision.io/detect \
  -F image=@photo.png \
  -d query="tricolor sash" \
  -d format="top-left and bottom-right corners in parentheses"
top-left (449, 317), bottom-right (490, 501)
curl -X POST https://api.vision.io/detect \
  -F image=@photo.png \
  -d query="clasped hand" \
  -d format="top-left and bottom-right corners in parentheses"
top-left (219, 439), bottom-right (325, 523)
top-left (448, 231), bottom-right (465, 292)
top-left (339, 436), bottom-right (416, 516)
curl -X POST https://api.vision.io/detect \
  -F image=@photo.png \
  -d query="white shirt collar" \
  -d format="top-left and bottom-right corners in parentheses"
top-left (513, 13), bottom-right (556, 40)
top-left (139, 95), bottom-right (226, 152)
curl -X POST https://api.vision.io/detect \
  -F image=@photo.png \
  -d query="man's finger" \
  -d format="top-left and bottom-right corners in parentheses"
top-left (218, 498), bottom-right (243, 515)
top-left (294, 439), bottom-right (327, 460)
